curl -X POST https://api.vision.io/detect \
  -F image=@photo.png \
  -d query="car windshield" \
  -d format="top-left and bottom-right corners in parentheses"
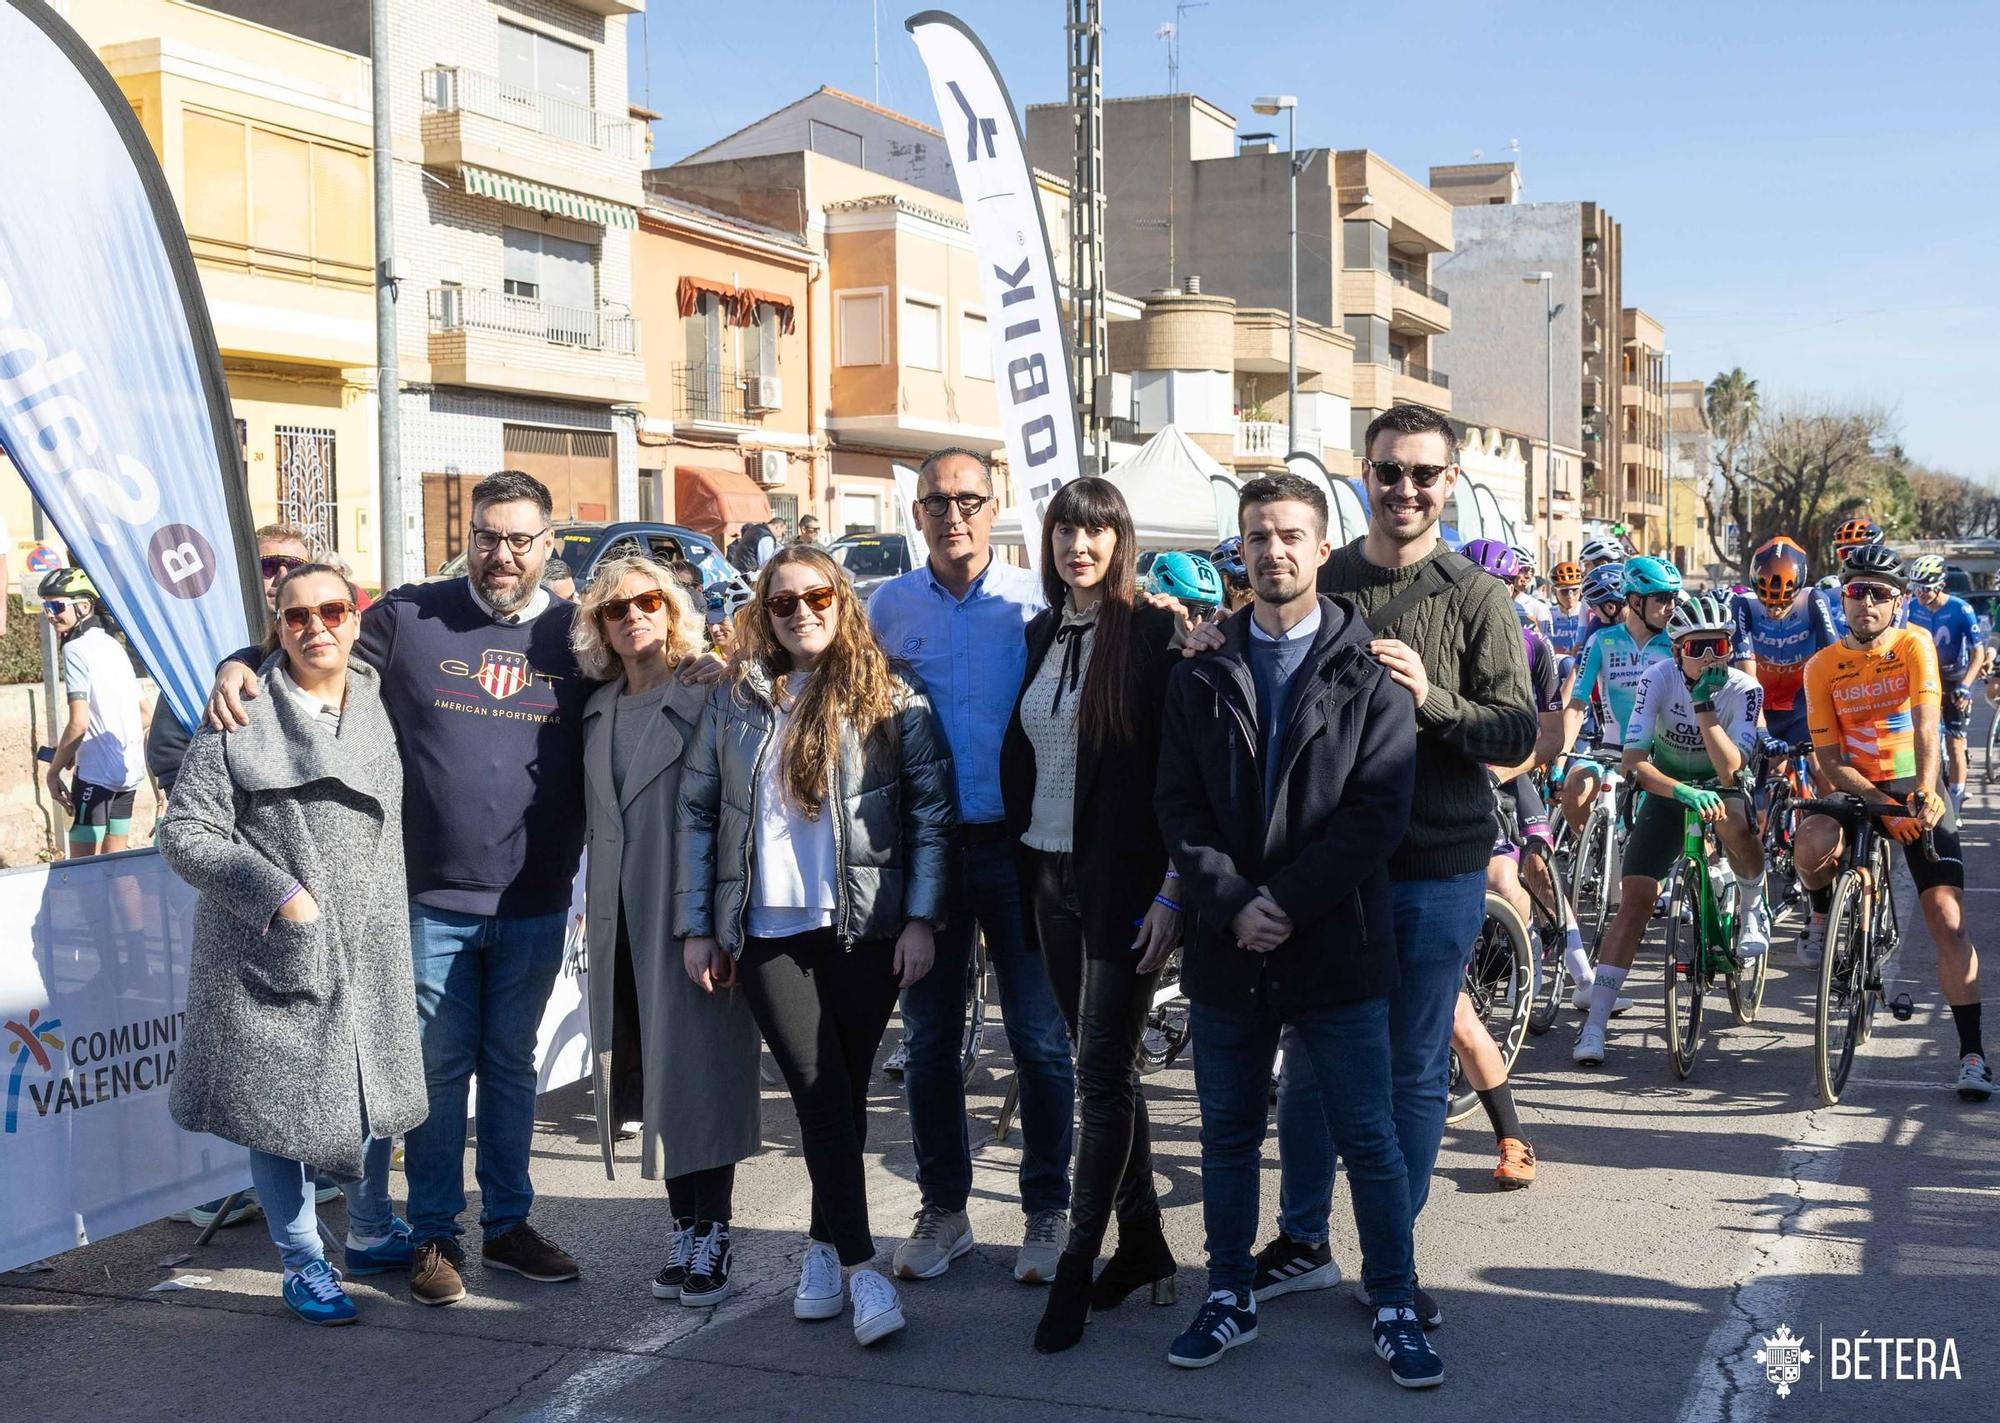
top-left (833, 539), bottom-right (906, 577)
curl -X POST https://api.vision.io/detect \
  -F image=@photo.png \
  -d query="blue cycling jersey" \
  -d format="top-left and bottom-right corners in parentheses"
top-left (1909, 593), bottom-right (1982, 679)
top-left (1548, 604), bottom-right (1591, 658)
top-left (1731, 591), bottom-right (1834, 713)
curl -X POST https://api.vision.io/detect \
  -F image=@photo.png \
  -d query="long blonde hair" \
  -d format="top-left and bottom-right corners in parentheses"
top-left (570, 555), bottom-right (705, 680)
top-left (732, 545), bottom-right (898, 817)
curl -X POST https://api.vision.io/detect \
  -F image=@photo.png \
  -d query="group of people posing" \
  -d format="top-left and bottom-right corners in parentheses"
top-left (142, 397), bottom-right (1982, 1395)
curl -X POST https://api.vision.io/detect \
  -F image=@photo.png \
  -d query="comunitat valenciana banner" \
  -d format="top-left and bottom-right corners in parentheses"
top-left (905, 11), bottom-right (1081, 569)
top-left (0, 0), bottom-right (259, 728)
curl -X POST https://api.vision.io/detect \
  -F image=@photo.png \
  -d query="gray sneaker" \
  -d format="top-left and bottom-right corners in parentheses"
top-left (892, 1204), bottom-right (973, 1281)
top-left (1014, 1209), bottom-right (1068, 1284)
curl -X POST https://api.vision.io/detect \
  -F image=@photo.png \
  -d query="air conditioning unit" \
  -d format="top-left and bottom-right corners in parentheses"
top-left (744, 374), bottom-right (783, 411)
top-left (749, 450), bottom-right (787, 486)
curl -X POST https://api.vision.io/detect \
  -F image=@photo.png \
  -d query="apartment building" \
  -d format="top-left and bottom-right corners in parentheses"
top-left (1666, 378), bottom-right (1714, 573)
top-left (1620, 308), bottom-right (1667, 552)
top-left (1024, 93), bottom-right (1451, 465)
top-left (385, 0), bottom-right (647, 576)
top-left (1429, 162), bottom-right (1629, 543)
top-left (10, 0), bottom-right (382, 581)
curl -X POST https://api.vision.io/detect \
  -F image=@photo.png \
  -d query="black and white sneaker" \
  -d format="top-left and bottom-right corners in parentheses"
top-left (1167, 1289), bottom-right (1258, 1369)
top-left (1353, 1278), bottom-right (1443, 1329)
top-left (679, 1222), bottom-right (733, 1307)
top-left (1250, 1233), bottom-right (1339, 1302)
top-left (651, 1217), bottom-right (696, 1300)
top-left (1373, 1306), bottom-right (1445, 1389)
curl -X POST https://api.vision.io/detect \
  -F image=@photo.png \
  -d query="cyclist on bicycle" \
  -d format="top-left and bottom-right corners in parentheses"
top-left (1814, 518), bottom-right (1886, 638)
top-left (1547, 561), bottom-right (1590, 661)
top-left (1210, 536), bottom-right (1255, 615)
top-left (1573, 593), bottom-right (1768, 1066)
top-left (1797, 546), bottom-right (1989, 1099)
top-left (1579, 536), bottom-right (1626, 635)
top-left (1732, 536), bottom-right (1835, 749)
top-left (1557, 556), bottom-right (1680, 835)
top-left (1907, 554), bottom-right (1990, 817)
top-left (1511, 546), bottom-right (1552, 636)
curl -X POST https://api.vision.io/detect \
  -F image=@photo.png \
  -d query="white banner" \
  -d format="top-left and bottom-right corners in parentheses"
top-left (906, 11), bottom-right (1081, 569)
top-left (891, 463), bottom-right (931, 567)
top-left (0, 850), bottom-right (589, 1274)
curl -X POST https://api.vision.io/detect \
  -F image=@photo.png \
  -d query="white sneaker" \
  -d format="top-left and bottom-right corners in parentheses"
top-left (849, 1268), bottom-right (906, 1346)
top-left (1796, 916), bottom-right (1825, 968)
top-left (1572, 1022), bottom-right (1607, 1067)
top-left (1737, 894), bottom-right (1771, 961)
top-left (883, 1040), bottom-right (909, 1078)
top-left (1958, 1053), bottom-right (1994, 1102)
top-left (793, 1241), bottom-right (844, 1321)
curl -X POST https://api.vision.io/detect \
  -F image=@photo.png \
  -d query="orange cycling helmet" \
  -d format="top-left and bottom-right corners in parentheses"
top-left (1751, 536), bottom-right (1808, 612)
top-left (1832, 517), bottom-right (1882, 562)
top-left (1551, 561), bottom-right (1584, 590)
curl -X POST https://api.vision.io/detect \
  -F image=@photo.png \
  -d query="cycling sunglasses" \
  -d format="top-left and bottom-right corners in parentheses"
top-left (1677, 635), bottom-right (1731, 660)
top-left (1842, 582), bottom-right (1900, 606)
top-left (280, 600), bottom-right (356, 633)
top-left (260, 554), bottom-right (307, 579)
top-left (766, 585), bottom-right (837, 619)
top-left (597, 589), bottom-right (669, 622)
top-left (1363, 458), bottom-right (1452, 489)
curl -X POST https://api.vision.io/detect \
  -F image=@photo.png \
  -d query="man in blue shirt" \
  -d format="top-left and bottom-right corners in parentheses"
top-left (1909, 554), bottom-right (1991, 815)
top-left (868, 447), bottom-right (1076, 1286)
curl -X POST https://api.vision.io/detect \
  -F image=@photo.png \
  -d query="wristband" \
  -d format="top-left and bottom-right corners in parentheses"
top-left (1693, 699), bottom-right (1715, 715)
top-left (1164, 868), bottom-right (1181, 879)
top-left (1153, 895), bottom-right (1183, 914)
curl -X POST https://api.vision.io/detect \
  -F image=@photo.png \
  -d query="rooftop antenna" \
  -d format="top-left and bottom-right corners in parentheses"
top-left (1147, 3), bottom-right (1204, 291)
top-left (1069, 0), bottom-right (1109, 473)
top-left (872, 0), bottom-right (880, 106)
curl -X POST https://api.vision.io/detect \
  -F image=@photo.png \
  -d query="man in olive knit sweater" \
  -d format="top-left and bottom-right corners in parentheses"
top-left (1249, 405), bottom-right (1538, 1323)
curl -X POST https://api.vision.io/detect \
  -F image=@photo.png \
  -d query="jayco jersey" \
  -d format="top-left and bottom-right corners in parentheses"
top-left (1625, 660), bottom-right (1762, 785)
top-left (1548, 603), bottom-right (1591, 658)
top-left (1732, 591), bottom-right (1834, 712)
top-left (1571, 623), bottom-right (1674, 748)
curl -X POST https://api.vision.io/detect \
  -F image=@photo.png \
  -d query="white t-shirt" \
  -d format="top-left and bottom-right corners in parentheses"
top-left (61, 626), bottom-right (146, 791)
top-left (747, 678), bottom-right (840, 939)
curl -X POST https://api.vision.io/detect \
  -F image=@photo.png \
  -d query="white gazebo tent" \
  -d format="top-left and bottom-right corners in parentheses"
top-left (993, 425), bottom-right (1234, 552)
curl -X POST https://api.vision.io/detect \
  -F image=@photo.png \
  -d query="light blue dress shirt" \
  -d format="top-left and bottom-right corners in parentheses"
top-left (869, 555), bottom-right (1041, 824)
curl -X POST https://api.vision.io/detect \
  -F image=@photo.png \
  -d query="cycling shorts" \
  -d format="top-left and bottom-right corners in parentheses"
top-left (1623, 786), bottom-right (1748, 884)
top-left (1942, 687), bottom-right (1973, 739)
top-left (69, 779), bottom-right (136, 844)
top-left (1800, 781), bottom-right (1965, 895)
top-left (1764, 703), bottom-right (1812, 749)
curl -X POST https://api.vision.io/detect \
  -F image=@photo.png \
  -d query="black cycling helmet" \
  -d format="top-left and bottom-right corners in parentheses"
top-left (38, 566), bottom-right (96, 602)
top-left (1839, 543), bottom-right (1905, 591)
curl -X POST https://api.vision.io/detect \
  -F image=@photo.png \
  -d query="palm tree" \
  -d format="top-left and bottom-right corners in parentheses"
top-left (1705, 368), bottom-right (1761, 574)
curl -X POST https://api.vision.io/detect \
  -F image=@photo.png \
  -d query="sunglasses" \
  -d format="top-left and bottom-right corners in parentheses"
top-left (1842, 582), bottom-right (1900, 606)
top-left (42, 598), bottom-right (78, 616)
top-left (597, 589), bottom-right (669, 622)
top-left (915, 492), bottom-right (993, 520)
top-left (1364, 459), bottom-right (1452, 489)
top-left (1677, 636), bottom-right (1731, 660)
top-left (766, 585), bottom-right (837, 619)
top-left (280, 600), bottom-right (356, 633)
top-left (260, 554), bottom-right (306, 579)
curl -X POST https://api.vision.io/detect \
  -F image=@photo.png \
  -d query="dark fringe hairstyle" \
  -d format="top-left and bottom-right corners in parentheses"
top-left (1039, 478), bottom-right (1139, 746)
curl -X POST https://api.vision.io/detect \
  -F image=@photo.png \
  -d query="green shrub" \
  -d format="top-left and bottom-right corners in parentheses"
top-left (0, 597), bottom-right (46, 686)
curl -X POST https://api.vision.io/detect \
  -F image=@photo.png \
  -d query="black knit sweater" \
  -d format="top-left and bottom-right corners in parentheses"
top-left (1319, 540), bottom-right (1537, 881)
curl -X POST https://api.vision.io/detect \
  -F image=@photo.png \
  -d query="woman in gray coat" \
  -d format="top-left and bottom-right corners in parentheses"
top-left (161, 564), bottom-right (426, 1327)
top-left (678, 546), bottom-right (955, 1350)
top-left (573, 555), bottom-right (762, 1309)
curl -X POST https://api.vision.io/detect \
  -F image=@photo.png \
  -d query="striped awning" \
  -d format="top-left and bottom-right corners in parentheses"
top-left (460, 166), bottom-right (637, 229)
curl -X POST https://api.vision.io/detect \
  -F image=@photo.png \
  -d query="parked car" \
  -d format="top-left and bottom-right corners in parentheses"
top-left (828, 532), bottom-right (913, 600)
top-left (436, 521), bottom-right (752, 609)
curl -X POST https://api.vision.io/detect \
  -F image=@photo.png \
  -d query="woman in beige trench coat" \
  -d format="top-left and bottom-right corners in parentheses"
top-left (574, 555), bottom-right (762, 1309)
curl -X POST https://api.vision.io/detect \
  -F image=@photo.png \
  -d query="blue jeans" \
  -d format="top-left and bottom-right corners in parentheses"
top-left (1276, 870), bottom-right (1488, 1246)
top-left (1190, 995), bottom-right (1412, 1306)
top-left (902, 830), bottom-right (1074, 1215)
top-left (401, 905), bottom-right (568, 1245)
top-left (248, 1139), bottom-right (394, 1272)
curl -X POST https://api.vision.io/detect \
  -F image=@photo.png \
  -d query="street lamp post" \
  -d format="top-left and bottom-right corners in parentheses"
top-left (1523, 272), bottom-right (1559, 562)
top-left (1663, 348), bottom-right (1673, 567)
top-left (1252, 95), bottom-right (1299, 454)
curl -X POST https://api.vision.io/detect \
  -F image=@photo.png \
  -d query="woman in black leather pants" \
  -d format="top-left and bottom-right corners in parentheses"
top-left (1000, 478), bottom-right (1184, 1353)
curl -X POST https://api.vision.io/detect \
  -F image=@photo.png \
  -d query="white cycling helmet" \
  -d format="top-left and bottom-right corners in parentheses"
top-left (1581, 535), bottom-right (1624, 565)
top-left (1510, 544), bottom-right (1537, 571)
top-left (1909, 554), bottom-right (1948, 590)
top-left (1668, 591), bottom-right (1734, 641)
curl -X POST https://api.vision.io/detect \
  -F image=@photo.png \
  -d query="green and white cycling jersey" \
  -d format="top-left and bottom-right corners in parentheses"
top-left (1569, 623), bottom-right (1674, 748)
top-left (1625, 659), bottom-right (1764, 786)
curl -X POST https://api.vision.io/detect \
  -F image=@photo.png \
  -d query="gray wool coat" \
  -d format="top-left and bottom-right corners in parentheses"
top-left (161, 656), bottom-right (427, 1179)
top-left (582, 672), bottom-right (761, 1182)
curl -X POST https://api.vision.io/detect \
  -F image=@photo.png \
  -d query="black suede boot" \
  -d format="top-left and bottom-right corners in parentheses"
top-left (1088, 1217), bottom-right (1178, 1310)
top-left (1034, 1250), bottom-right (1095, 1353)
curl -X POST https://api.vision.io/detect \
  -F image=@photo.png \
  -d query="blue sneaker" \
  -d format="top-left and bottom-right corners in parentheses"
top-left (282, 1258), bottom-right (358, 1326)
top-left (343, 1217), bottom-right (415, 1276)
top-left (1167, 1288), bottom-right (1257, 1369)
top-left (1373, 1306), bottom-right (1444, 1389)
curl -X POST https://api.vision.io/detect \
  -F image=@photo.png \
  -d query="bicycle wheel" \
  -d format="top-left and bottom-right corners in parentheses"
top-left (1524, 845), bottom-right (1572, 1036)
top-left (1570, 808), bottom-right (1613, 951)
top-left (1662, 857), bottom-right (1706, 1079)
top-left (1761, 778), bottom-right (1799, 917)
top-left (959, 932), bottom-right (990, 1084)
top-left (1814, 870), bottom-right (1870, 1105)
top-left (1857, 844), bottom-right (1899, 1047)
top-left (1446, 894), bottom-right (1535, 1123)
top-left (1728, 879), bottom-right (1770, 1025)
top-left (1138, 949), bottom-right (1190, 1075)
top-left (1985, 703), bottom-right (2000, 786)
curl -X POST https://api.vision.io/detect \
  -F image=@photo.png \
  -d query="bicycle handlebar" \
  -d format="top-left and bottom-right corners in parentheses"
top-left (1793, 793), bottom-right (1941, 862)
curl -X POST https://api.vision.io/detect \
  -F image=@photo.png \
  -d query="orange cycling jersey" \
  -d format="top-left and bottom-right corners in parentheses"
top-left (1803, 626), bottom-right (1941, 784)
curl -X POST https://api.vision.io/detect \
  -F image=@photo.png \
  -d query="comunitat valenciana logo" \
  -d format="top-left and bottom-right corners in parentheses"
top-left (1754, 1323), bottom-right (1962, 1399)
top-left (3, 1008), bottom-right (182, 1133)
top-left (4, 1009), bottom-right (65, 1134)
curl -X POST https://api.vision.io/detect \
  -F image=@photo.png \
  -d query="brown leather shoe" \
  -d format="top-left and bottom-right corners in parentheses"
top-left (482, 1223), bottom-right (580, 1282)
top-left (411, 1239), bottom-right (467, 1306)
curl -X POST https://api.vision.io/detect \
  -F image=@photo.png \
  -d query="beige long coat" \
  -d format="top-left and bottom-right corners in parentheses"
top-left (582, 673), bottom-right (761, 1182)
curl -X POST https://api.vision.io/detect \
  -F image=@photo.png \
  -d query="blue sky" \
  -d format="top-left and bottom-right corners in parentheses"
top-left (633, 1), bottom-right (1999, 480)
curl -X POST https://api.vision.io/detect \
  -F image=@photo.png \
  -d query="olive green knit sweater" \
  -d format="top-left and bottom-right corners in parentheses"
top-left (1319, 540), bottom-right (1538, 881)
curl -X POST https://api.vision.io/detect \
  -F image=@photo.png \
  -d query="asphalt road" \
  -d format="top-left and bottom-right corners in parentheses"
top-left (5, 768), bottom-right (1997, 1423)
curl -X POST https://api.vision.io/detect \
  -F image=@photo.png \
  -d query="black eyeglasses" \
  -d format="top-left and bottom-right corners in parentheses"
top-left (1842, 582), bottom-right (1900, 606)
top-left (1364, 459), bottom-right (1453, 489)
top-left (915, 492), bottom-right (993, 520)
top-left (280, 600), bottom-right (356, 633)
top-left (260, 554), bottom-right (306, 579)
top-left (1677, 636), bottom-right (1731, 660)
top-left (597, 590), bottom-right (669, 622)
top-left (470, 526), bottom-right (550, 554)
top-left (766, 585), bottom-right (837, 619)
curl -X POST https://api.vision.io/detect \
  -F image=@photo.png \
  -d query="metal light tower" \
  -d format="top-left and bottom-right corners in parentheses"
top-left (1524, 272), bottom-right (1560, 562)
top-left (371, 0), bottom-right (405, 588)
top-left (1068, 0), bottom-right (1109, 473)
top-left (1252, 96), bottom-right (1298, 455)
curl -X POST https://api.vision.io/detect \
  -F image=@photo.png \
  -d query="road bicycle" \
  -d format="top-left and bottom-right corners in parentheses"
top-left (1138, 947), bottom-right (1191, 1075)
top-left (1661, 798), bottom-right (1768, 1079)
top-left (1563, 750), bottom-right (1627, 954)
top-left (1446, 891), bottom-right (1536, 1123)
top-left (883, 930), bottom-right (991, 1086)
top-left (1794, 793), bottom-right (1931, 1104)
top-left (1754, 739), bottom-right (1815, 918)
top-left (1983, 691), bottom-right (2000, 787)
top-left (1524, 831), bottom-right (1583, 1037)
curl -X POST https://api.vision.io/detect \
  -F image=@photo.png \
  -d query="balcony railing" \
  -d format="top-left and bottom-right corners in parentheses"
top-left (672, 361), bottom-right (749, 425)
top-left (423, 66), bottom-right (637, 157)
top-left (1396, 358), bottom-right (1450, 390)
top-left (1389, 268), bottom-right (1449, 307)
top-left (428, 287), bottom-right (638, 355)
top-left (1234, 420), bottom-right (1287, 459)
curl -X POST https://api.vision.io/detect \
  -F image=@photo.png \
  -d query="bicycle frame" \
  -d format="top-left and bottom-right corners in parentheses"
top-left (1674, 809), bottom-right (1738, 979)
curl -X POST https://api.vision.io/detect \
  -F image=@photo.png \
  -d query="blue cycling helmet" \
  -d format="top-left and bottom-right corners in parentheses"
top-left (1581, 563), bottom-right (1626, 606)
top-left (1621, 555), bottom-right (1683, 598)
top-left (1461, 538), bottom-right (1522, 581)
top-left (1209, 536), bottom-right (1247, 581)
top-left (1148, 551), bottom-right (1224, 609)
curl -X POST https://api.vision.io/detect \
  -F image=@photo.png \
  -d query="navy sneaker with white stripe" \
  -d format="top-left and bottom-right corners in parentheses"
top-left (1167, 1289), bottom-right (1258, 1369)
top-left (1251, 1232), bottom-right (1339, 1302)
top-left (1374, 1307), bottom-right (1445, 1389)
